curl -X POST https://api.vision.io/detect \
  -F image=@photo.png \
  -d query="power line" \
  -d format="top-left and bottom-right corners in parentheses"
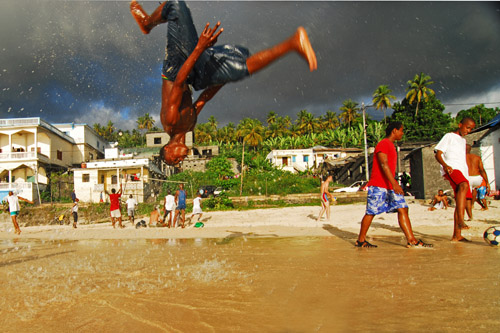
top-left (442, 102), bottom-right (500, 106)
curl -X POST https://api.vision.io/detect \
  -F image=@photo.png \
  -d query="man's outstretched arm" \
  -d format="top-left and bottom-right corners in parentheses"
top-left (167, 22), bottom-right (223, 116)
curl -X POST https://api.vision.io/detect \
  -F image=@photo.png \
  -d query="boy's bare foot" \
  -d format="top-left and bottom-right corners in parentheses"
top-left (293, 27), bottom-right (317, 72)
top-left (458, 223), bottom-right (470, 230)
top-left (452, 237), bottom-right (471, 242)
top-left (15, 229), bottom-right (21, 235)
top-left (130, 0), bottom-right (152, 34)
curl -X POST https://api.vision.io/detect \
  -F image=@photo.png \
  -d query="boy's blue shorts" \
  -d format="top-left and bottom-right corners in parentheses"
top-left (365, 186), bottom-right (408, 215)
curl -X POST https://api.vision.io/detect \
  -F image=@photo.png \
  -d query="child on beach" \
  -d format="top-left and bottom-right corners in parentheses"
top-left (163, 189), bottom-right (176, 228)
top-left (355, 122), bottom-right (432, 248)
top-left (126, 194), bottom-right (138, 226)
top-left (5, 191), bottom-right (33, 235)
top-left (434, 117), bottom-right (476, 241)
top-left (317, 174), bottom-right (334, 221)
top-left (72, 199), bottom-right (79, 228)
top-left (189, 193), bottom-right (203, 225)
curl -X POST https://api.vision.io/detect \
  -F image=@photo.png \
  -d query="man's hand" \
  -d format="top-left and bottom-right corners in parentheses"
top-left (197, 22), bottom-right (223, 50)
top-left (443, 165), bottom-right (453, 174)
top-left (392, 182), bottom-right (404, 196)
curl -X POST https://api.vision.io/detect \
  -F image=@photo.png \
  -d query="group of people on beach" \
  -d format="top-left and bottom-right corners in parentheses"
top-left (318, 117), bottom-right (485, 248)
top-left (100, 182), bottom-right (204, 229)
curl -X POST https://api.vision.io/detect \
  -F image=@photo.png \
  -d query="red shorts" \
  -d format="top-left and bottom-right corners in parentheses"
top-left (444, 170), bottom-right (472, 199)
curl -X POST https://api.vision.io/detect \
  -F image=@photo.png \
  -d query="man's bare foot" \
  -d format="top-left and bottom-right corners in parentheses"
top-left (481, 207), bottom-right (488, 211)
top-left (130, 0), bottom-right (152, 34)
top-left (294, 27), bottom-right (317, 71)
top-left (458, 223), bottom-right (470, 230)
top-left (451, 237), bottom-right (471, 242)
top-left (15, 229), bottom-right (21, 235)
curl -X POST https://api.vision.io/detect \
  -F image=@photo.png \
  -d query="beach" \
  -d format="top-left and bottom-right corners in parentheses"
top-left (1, 200), bottom-right (499, 243)
top-left (1, 201), bottom-right (500, 332)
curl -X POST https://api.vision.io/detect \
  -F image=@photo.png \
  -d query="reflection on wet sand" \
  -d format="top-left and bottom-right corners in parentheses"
top-left (1, 237), bottom-right (499, 331)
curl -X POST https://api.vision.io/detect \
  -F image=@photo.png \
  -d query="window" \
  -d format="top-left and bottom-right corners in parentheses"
top-left (154, 137), bottom-right (162, 144)
top-left (282, 157), bottom-right (288, 166)
top-left (82, 174), bottom-right (90, 183)
top-left (292, 156), bottom-right (296, 163)
top-left (303, 155), bottom-right (309, 163)
top-left (57, 150), bottom-right (63, 160)
top-left (89, 153), bottom-right (94, 160)
top-left (100, 175), bottom-right (104, 184)
top-left (111, 175), bottom-right (117, 184)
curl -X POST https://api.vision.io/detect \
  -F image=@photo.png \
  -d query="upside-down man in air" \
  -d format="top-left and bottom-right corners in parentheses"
top-left (130, 0), bottom-right (317, 165)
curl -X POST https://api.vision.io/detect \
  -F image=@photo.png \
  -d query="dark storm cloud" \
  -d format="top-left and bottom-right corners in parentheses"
top-left (1, 1), bottom-right (499, 129)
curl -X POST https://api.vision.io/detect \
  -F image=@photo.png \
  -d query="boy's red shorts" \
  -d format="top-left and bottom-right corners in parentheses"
top-left (444, 169), bottom-right (472, 199)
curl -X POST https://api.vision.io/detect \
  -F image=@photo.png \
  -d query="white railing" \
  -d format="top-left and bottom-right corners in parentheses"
top-left (0, 152), bottom-right (38, 160)
top-left (0, 182), bottom-right (33, 190)
top-left (0, 117), bottom-right (40, 127)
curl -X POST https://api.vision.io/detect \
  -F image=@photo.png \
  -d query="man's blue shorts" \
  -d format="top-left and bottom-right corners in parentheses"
top-left (477, 186), bottom-right (487, 200)
top-left (365, 186), bottom-right (408, 215)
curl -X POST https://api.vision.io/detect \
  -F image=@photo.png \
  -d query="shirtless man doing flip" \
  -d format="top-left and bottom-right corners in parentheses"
top-left (130, 0), bottom-right (317, 165)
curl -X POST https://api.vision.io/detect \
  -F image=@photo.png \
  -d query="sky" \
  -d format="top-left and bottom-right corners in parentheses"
top-left (1, 1), bottom-right (500, 131)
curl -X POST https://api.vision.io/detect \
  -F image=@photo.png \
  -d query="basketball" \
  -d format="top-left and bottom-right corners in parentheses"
top-left (483, 226), bottom-right (500, 246)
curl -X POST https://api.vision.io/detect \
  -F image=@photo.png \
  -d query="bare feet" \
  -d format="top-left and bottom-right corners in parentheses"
top-left (130, 0), bottom-right (151, 34)
top-left (451, 237), bottom-right (471, 242)
top-left (458, 223), bottom-right (470, 230)
top-left (294, 27), bottom-right (317, 71)
top-left (15, 229), bottom-right (21, 235)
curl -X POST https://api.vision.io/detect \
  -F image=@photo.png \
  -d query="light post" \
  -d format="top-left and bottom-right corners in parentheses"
top-left (361, 103), bottom-right (370, 181)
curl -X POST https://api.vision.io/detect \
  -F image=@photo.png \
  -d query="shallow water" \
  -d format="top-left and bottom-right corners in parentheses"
top-left (1, 235), bottom-right (499, 332)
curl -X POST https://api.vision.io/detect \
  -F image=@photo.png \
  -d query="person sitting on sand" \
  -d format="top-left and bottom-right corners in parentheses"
top-left (317, 174), bottom-right (334, 221)
top-left (130, 0), bottom-right (317, 166)
top-left (428, 189), bottom-right (449, 211)
top-left (355, 122), bottom-right (432, 248)
top-left (149, 205), bottom-right (165, 227)
top-left (434, 117), bottom-right (475, 242)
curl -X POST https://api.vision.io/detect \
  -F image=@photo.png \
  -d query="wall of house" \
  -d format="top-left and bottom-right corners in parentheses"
top-left (483, 130), bottom-right (500, 191)
top-left (422, 146), bottom-right (451, 200)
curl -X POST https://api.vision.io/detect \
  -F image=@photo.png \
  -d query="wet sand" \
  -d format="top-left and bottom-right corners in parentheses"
top-left (1, 201), bottom-right (500, 331)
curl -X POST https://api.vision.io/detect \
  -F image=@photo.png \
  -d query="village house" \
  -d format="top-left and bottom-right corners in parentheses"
top-left (73, 147), bottom-right (166, 203)
top-left (0, 117), bottom-right (108, 203)
top-left (266, 146), bottom-right (363, 174)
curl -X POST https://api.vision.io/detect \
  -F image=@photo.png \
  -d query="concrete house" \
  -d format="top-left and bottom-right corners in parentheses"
top-left (0, 117), bottom-right (107, 202)
top-left (266, 146), bottom-right (363, 173)
top-left (73, 148), bottom-right (165, 203)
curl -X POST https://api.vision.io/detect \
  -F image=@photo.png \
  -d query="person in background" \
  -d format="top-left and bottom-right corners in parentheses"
top-left (174, 183), bottom-right (187, 228)
top-left (72, 198), bottom-right (79, 228)
top-left (164, 189), bottom-right (176, 228)
top-left (126, 194), bottom-right (138, 226)
top-left (316, 174), bottom-right (334, 221)
top-left (5, 191), bottom-right (33, 235)
top-left (105, 184), bottom-right (124, 228)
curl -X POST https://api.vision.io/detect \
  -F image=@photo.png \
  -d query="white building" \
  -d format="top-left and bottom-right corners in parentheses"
top-left (266, 146), bottom-right (363, 173)
top-left (73, 148), bottom-right (165, 203)
top-left (474, 114), bottom-right (500, 191)
top-left (0, 117), bottom-right (108, 202)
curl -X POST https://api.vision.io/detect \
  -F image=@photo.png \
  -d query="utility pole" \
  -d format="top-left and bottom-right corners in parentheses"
top-left (362, 102), bottom-right (370, 181)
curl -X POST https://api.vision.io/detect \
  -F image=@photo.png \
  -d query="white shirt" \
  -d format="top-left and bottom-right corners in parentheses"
top-left (192, 197), bottom-right (202, 214)
top-left (72, 202), bottom-right (78, 213)
top-left (6, 194), bottom-right (20, 212)
top-left (434, 132), bottom-right (468, 177)
top-left (126, 198), bottom-right (137, 210)
top-left (165, 195), bottom-right (175, 211)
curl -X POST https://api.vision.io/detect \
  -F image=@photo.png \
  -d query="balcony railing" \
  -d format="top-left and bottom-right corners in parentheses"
top-left (0, 182), bottom-right (33, 190)
top-left (0, 151), bottom-right (51, 161)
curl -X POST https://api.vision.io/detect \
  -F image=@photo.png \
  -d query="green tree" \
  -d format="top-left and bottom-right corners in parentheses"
top-left (372, 85), bottom-right (395, 124)
top-left (390, 94), bottom-right (452, 141)
top-left (456, 104), bottom-right (499, 127)
top-left (321, 110), bottom-right (340, 130)
top-left (339, 99), bottom-right (360, 128)
top-left (406, 72), bottom-right (435, 118)
top-left (137, 113), bottom-right (155, 132)
top-left (266, 111), bottom-right (278, 126)
top-left (236, 118), bottom-right (265, 149)
top-left (296, 109), bottom-right (320, 135)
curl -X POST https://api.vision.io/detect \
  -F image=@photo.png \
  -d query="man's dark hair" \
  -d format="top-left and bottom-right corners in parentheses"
top-left (460, 117), bottom-right (475, 125)
top-left (111, 188), bottom-right (116, 194)
top-left (385, 121), bottom-right (403, 137)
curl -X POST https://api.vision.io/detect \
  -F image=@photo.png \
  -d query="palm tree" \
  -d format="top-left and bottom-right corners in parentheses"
top-left (207, 115), bottom-right (218, 133)
top-left (296, 110), bottom-right (320, 135)
top-left (372, 85), bottom-right (395, 124)
top-left (339, 99), bottom-right (360, 128)
top-left (236, 118), bottom-right (264, 150)
top-left (406, 72), bottom-right (435, 118)
top-left (322, 110), bottom-right (340, 130)
top-left (137, 113), bottom-right (155, 132)
top-left (266, 111), bottom-right (278, 126)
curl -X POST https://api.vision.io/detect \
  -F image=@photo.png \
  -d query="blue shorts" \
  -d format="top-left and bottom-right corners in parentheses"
top-left (365, 186), bottom-right (408, 215)
top-left (161, 0), bottom-right (250, 91)
top-left (176, 202), bottom-right (186, 210)
top-left (477, 186), bottom-right (487, 200)
top-left (10, 211), bottom-right (19, 216)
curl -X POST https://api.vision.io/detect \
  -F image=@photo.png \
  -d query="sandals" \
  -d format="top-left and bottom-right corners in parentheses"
top-left (355, 240), bottom-right (378, 248)
top-left (407, 239), bottom-right (433, 248)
